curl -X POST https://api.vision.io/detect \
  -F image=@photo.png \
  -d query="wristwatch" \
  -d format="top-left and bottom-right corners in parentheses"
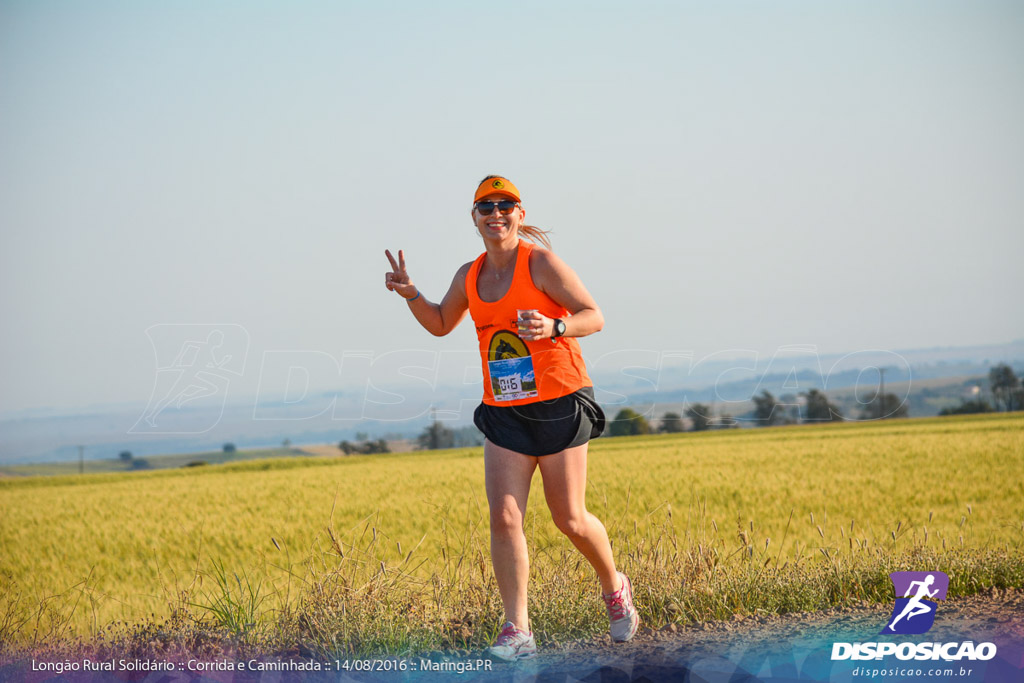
top-left (552, 318), bottom-right (566, 340)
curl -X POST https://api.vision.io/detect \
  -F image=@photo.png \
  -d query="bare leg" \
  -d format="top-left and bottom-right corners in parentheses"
top-left (538, 443), bottom-right (621, 594)
top-left (484, 439), bottom-right (538, 632)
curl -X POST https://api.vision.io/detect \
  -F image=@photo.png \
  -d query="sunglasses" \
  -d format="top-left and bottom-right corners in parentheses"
top-left (474, 200), bottom-right (519, 216)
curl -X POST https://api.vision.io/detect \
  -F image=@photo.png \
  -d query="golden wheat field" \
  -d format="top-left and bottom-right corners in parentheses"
top-left (1, 413), bottom-right (1022, 643)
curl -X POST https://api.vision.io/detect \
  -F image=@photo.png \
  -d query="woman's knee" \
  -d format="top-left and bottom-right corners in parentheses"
top-left (490, 505), bottom-right (525, 537)
top-left (551, 510), bottom-right (589, 539)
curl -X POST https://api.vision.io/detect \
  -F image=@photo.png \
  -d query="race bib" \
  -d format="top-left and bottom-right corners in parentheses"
top-left (488, 356), bottom-right (539, 402)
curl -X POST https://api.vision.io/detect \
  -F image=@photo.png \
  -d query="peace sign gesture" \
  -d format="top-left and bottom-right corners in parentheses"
top-left (384, 249), bottom-right (418, 300)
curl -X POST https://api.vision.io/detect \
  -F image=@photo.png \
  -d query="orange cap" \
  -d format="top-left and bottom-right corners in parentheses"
top-left (474, 176), bottom-right (521, 203)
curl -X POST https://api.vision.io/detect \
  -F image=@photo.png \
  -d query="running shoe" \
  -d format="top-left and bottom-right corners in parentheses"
top-left (602, 571), bottom-right (640, 642)
top-left (488, 621), bottom-right (537, 661)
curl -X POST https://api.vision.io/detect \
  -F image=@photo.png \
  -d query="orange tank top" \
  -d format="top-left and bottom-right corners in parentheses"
top-left (466, 240), bottom-right (592, 406)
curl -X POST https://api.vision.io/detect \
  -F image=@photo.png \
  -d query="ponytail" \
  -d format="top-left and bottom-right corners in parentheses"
top-left (519, 224), bottom-right (552, 250)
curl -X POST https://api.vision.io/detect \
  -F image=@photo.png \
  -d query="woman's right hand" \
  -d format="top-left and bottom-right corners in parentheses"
top-left (384, 249), bottom-right (418, 300)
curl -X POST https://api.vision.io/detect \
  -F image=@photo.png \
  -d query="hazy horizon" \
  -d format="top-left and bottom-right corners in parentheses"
top-left (2, 338), bottom-right (1022, 467)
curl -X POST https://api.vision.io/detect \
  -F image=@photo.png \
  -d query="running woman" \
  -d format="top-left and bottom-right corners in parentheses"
top-left (384, 175), bottom-right (639, 661)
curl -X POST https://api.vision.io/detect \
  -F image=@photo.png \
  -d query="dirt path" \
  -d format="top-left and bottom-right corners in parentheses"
top-left (463, 587), bottom-right (1024, 681)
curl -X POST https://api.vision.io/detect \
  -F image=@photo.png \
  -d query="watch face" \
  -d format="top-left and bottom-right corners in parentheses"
top-left (555, 320), bottom-right (566, 337)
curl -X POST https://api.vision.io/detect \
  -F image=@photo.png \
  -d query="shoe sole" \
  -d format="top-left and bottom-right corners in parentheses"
top-left (612, 616), bottom-right (640, 642)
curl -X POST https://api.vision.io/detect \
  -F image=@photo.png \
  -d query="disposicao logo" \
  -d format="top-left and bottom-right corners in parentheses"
top-left (882, 571), bottom-right (948, 635)
top-left (831, 570), bottom-right (997, 662)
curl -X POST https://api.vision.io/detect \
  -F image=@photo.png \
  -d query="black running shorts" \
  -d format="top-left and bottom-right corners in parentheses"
top-left (473, 387), bottom-right (606, 457)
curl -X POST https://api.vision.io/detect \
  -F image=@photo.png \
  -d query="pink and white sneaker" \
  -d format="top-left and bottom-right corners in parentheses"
top-left (602, 571), bottom-right (640, 642)
top-left (488, 621), bottom-right (537, 661)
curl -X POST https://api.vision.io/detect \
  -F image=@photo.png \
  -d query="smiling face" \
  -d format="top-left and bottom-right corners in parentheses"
top-left (472, 192), bottom-right (524, 243)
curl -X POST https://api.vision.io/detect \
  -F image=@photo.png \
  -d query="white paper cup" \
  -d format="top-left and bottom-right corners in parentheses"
top-left (516, 309), bottom-right (538, 335)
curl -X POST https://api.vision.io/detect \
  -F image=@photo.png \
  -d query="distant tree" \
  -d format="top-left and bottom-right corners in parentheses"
top-left (417, 421), bottom-right (455, 450)
top-left (281, 438), bottom-right (292, 448)
top-left (222, 443), bottom-right (236, 453)
top-left (340, 438), bottom-right (390, 455)
top-left (355, 431), bottom-right (369, 441)
top-left (119, 450), bottom-right (133, 463)
top-left (362, 439), bottom-right (390, 454)
top-left (658, 412), bottom-right (685, 433)
top-left (609, 408), bottom-right (651, 436)
top-left (752, 390), bottom-right (784, 426)
top-left (801, 389), bottom-right (843, 422)
top-left (685, 404), bottom-right (711, 432)
top-left (859, 392), bottom-right (909, 420)
top-left (939, 399), bottom-right (994, 416)
top-left (131, 458), bottom-right (150, 470)
top-left (989, 364), bottom-right (1020, 412)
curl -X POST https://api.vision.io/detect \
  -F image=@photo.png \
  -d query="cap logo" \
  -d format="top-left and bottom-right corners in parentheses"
top-left (492, 180), bottom-right (505, 189)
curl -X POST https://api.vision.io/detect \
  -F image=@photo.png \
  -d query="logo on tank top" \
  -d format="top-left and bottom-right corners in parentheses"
top-left (486, 331), bottom-right (537, 401)
top-left (488, 331), bottom-right (529, 361)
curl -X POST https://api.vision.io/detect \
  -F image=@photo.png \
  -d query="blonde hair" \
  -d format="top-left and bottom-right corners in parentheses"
top-left (478, 175), bottom-right (552, 250)
top-left (518, 224), bottom-right (552, 250)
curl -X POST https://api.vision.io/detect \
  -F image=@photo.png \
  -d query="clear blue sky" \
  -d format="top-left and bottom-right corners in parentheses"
top-left (1, 1), bottom-right (1022, 414)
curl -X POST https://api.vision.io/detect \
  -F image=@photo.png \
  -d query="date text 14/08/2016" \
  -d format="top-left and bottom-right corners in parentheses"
top-left (337, 658), bottom-right (494, 674)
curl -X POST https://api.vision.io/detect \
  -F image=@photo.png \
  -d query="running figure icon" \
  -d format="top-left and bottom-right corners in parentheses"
top-left (886, 574), bottom-right (939, 632)
top-left (141, 330), bottom-right (233, 426)
top-left (131, 324), bottom-right (249, 435)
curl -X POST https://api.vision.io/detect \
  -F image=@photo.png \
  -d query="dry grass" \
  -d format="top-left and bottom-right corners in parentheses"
top-left (1, 412), bottom-right (1022, 658)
